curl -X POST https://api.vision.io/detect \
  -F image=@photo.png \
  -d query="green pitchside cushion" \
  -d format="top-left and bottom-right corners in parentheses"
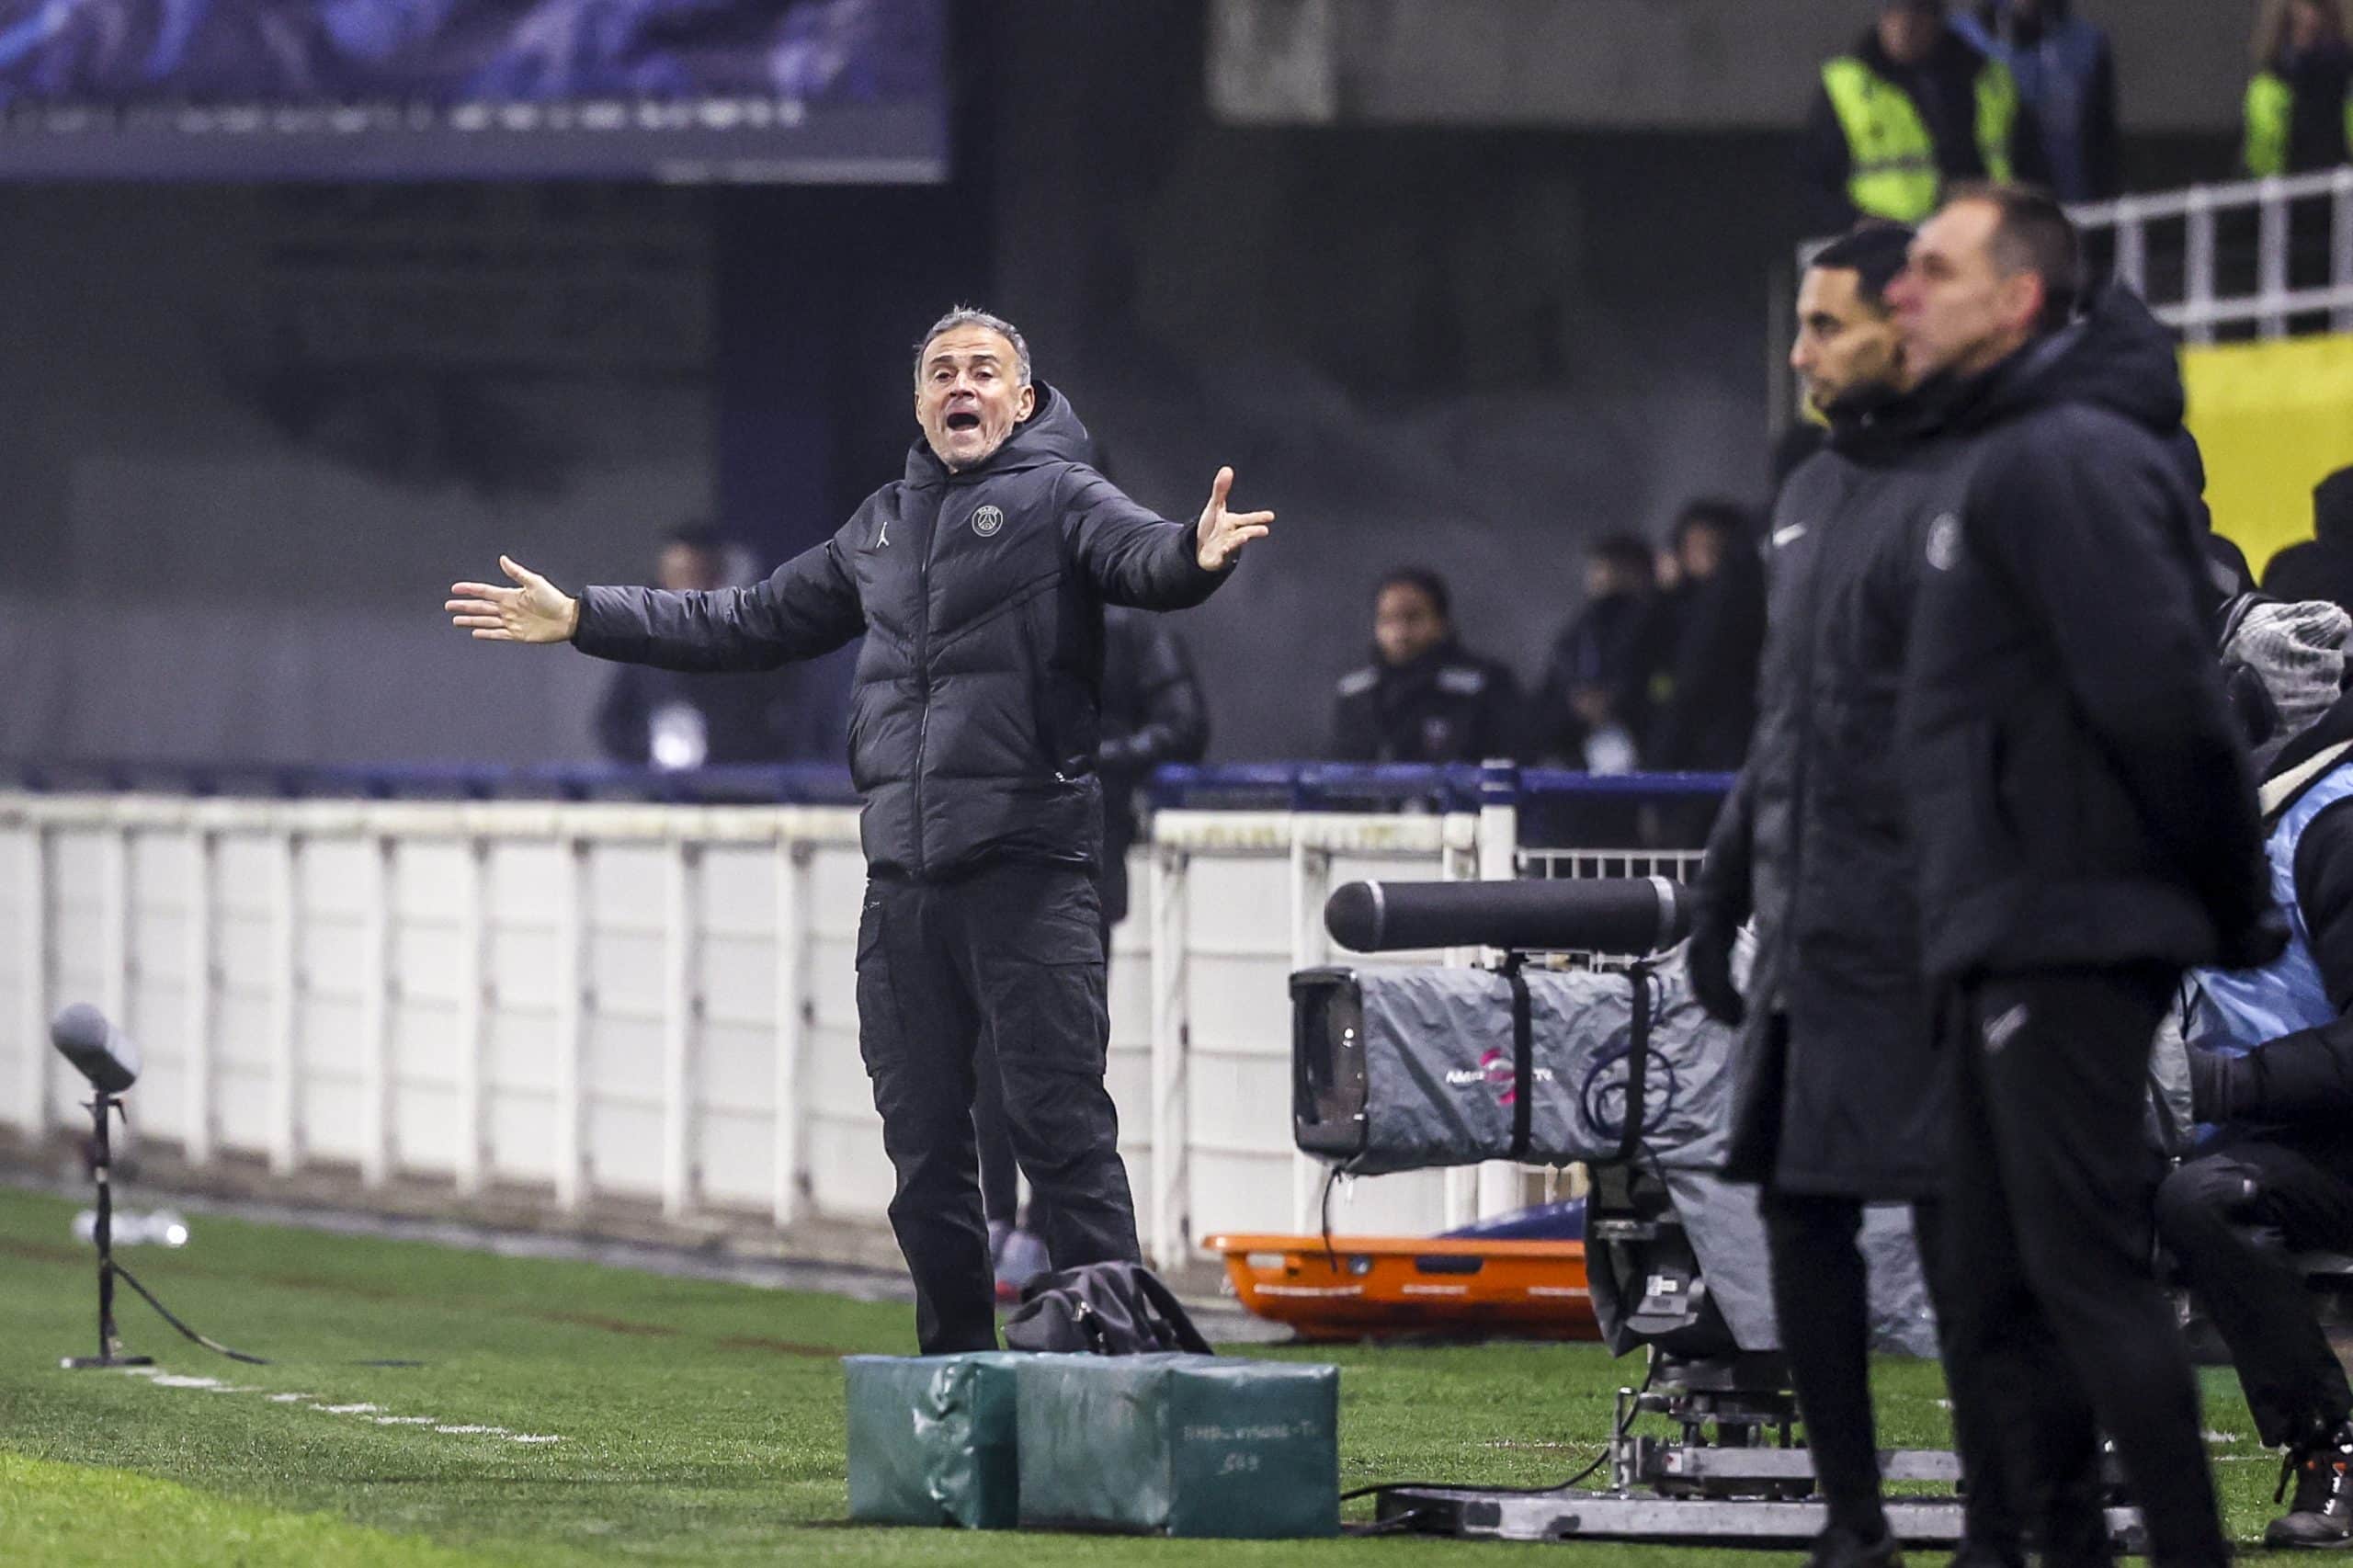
top-left (1015, 1354), bottom-right (1339, 1539)
top-left (843, 1352), bottom-right (1026, 1528)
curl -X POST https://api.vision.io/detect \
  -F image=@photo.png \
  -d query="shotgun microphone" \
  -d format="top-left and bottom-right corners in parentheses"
top-left (1324, 876), bottom-right (1691, 957)
top-left (51, 1004), bottom-right (141, 1094)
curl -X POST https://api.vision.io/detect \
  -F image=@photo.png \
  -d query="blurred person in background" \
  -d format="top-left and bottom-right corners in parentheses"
top-left (1328, 567), bottom-right (1522, 764)
top-left (594, 525), bottom-right (805, 768)
top-left (972, 603), bottom-right (1207, 1296)
top-left (1532, 533), bottom-right (1655, 772)
top-left (2165, 594), bottom-right (2353, 1550)
top-left (1691, 223), bottom-right (2014, 1568)
top-left (2264, 465), bottom-right (2353, 620)
top-left (1949, 0), bottom-right (2120, 203)
top-left (2245, 0), bottom-right (2353, 176)
top-left (1803, 0), bottom-right (2046, 233)
top-left (1643, 500), bottom-right (1767, 779)
top-left (1891, 184), bottom-right (2279, 1568)
top-left (447, 307), bottom-right (1271, 1355)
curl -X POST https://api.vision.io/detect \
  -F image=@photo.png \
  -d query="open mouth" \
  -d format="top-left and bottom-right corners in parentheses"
top-left (945, 410), bottom-right (982, 434)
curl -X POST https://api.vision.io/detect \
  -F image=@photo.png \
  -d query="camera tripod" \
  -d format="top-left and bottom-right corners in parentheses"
top-left (1370, 1169), bottom-right (2142, 1548)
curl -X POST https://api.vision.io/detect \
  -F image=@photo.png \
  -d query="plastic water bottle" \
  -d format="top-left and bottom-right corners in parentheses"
top-left (72, 1208), bottom-right (189, 1247)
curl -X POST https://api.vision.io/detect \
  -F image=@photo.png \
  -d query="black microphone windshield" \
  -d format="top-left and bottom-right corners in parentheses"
top-left (1324, 877), bottom-right (1689, 957)
top-left (51, 1003), bottom-right (140, 1093)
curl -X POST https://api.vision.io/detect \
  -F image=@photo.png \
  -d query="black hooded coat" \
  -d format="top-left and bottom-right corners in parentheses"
top-left (573, 383), bottom-right (1231, 879)
top-left (1705, 386), bottom-right (1950, 1198)
top-left (1898, 289), bottom-right (2270, 983)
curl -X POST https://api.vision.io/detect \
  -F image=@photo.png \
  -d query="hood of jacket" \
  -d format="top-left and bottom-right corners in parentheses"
top-left (1943, 283), bottom-right (2186, 440)
top-left (1824, 380), bottom-right (1939, 462)
top-left (902, 379), bottom-right (1096, 487)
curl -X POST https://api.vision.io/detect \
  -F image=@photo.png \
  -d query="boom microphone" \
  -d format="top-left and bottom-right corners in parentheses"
top-left (51, 1004), bottom-right (141, 1094)
top-left (1324, 876), bottom-right (1691, 957)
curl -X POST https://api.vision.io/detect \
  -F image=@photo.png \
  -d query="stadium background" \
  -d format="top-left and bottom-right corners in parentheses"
top-left (2, 5), bottom-right (2350, 1560)
top-left (0, 0), bottom-right (2313, 769)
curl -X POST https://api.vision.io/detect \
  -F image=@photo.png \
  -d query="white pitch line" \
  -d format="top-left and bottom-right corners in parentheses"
top-left (111, 1368), bottom-right (562, 1447)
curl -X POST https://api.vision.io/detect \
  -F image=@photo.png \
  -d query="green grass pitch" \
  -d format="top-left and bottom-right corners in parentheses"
top-left (0, 1183), bottom-right (2305, 1564)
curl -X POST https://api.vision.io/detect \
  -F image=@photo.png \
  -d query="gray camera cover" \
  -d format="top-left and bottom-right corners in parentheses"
top-left (1331, 950), bottom-right (1936, 1357)
top-left (1344, 953), bottom-right (1731, 1176)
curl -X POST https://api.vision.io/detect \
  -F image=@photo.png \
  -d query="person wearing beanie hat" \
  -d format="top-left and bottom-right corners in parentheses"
top-left (2169, 593), bottom-right (2353, 1549)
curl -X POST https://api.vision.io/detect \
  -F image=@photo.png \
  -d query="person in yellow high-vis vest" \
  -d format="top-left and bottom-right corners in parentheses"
top-left (2244, 0), bottom-right (2353, 176)
top-left (1803, 0), bottom-right (2045, 234)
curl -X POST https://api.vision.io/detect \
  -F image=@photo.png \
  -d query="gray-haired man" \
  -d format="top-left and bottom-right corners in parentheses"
top-left (447, 308), bottom-right (1273, 1350)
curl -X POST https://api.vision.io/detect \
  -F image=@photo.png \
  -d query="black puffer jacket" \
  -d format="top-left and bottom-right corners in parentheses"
top-left (1328, 639), bottom-right (1523, 764)
top-left (1703, 391), bottom-right (1949, 1198)
top-left (1900, 288), bottom-right (2270, 981)
top-left (574, 383), bottom-right (1230, 879)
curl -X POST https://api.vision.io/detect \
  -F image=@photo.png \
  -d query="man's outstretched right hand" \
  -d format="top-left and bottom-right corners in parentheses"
top-left (447, 556), bottom-right (579, 644)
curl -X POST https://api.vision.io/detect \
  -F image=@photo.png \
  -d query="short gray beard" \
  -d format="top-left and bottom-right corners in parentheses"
top-left (930, 426), bottom-right (1012, 471)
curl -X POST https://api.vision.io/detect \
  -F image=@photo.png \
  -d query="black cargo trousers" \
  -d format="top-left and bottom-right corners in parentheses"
top-left (1938, 964), bottom-right (2229, 1568)
top-left (855, 858), bottom-right (1142, 1352)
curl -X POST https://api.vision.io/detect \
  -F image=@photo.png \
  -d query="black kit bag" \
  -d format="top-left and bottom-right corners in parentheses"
top-left (1002, 1261), bottom-right (1213, 1355)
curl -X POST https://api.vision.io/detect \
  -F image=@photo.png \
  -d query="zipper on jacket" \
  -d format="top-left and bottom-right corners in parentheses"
top-left (910, 481), bottom-right (959, 879)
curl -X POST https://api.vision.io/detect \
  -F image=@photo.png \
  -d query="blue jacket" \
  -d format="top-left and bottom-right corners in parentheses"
top-left (1950, 0), bottom-right (2120, 201)
top-left (2186, 688), bottom-right (2353, 1137)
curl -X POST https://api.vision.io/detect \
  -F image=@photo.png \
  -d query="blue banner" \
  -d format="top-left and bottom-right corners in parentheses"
top-left (0, 0), bottom-right (948, 180)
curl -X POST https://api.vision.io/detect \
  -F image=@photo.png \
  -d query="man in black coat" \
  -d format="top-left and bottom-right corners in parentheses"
top-left (2165, 594), bottom-right (2353, 1549)
top-left (1889, 186), bottom-right (2281, 1568)
top-left (1327, 567), bottom-right (1522, 764)
top-left (2263, 466), bottom-right (2353, 622)
top-left (446, 308), bottom-right (1273, 1353)
top-left (1642, 500), bottom-right (1767, 779)
top-left (1532, 534), bottom-right (1654, 769)
top-left (1691, 223), bottom-right (2011, 1568)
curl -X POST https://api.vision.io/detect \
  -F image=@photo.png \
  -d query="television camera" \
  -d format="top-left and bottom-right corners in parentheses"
top-left (1294, 877), bottom-right (2136, 1547)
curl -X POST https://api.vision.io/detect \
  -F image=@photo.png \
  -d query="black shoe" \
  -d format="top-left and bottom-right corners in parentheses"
top-left (1805, 1524), bottom-right (1903, 1568)
top-left (2269, 1419), bottom-right (2353, 1550)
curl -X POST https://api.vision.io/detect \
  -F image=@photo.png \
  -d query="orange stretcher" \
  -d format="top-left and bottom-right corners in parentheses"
top-left (1203, 1233), bottom-right (1600, 1341)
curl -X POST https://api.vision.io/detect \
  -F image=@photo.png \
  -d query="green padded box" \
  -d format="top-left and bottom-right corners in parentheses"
top-left (843, 1352), bottom-right (1026, 1529)
top-left (1015, 1354), bottom-right (1340, 1538)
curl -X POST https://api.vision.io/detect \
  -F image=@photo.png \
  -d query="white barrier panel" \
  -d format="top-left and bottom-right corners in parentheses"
top-left (0, 790), bottom-right (1515, 1267)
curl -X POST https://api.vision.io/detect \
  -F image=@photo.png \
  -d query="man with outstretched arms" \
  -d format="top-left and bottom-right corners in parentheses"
top-left (446, 308), bottom-right (1271, 1353)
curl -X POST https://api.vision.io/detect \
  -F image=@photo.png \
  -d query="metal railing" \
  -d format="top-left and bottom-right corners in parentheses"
top-left (2075, 166), bottom-right (2353, 344)
top-left (0, 764), bottom-right (1735, 1265)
